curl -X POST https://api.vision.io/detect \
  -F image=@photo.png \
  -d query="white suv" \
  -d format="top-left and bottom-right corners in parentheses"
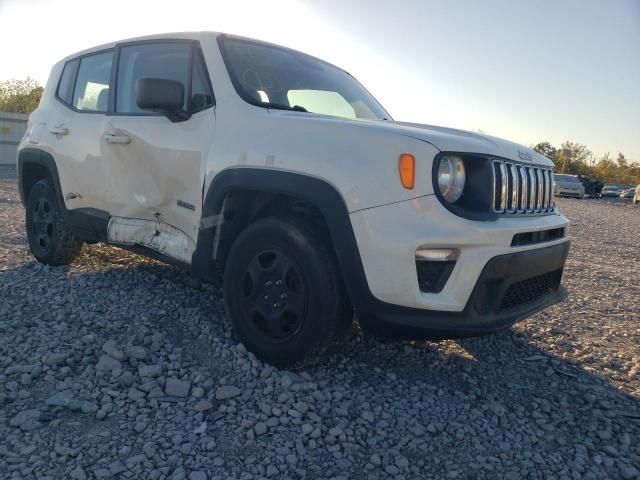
top-left (18, 32), bottom-right (570, 367)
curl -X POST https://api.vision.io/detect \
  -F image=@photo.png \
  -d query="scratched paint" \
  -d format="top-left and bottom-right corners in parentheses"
top-left (107, 216), bottom-right (195, 264)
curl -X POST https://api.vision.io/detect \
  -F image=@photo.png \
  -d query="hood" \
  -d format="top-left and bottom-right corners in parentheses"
top-left (391, 121), bottom-right (553, 167)
top-left (270, 111), bottom-right (553, 168)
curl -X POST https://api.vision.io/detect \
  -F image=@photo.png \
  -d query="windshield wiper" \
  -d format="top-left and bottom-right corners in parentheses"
top-left (261, 102), bottom-right (308, 113)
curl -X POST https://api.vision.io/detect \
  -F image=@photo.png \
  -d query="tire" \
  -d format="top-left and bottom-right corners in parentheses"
top-left (223, 216), bottom-right (353, 368)
top-left (25, 178), bottom-right (83, 266)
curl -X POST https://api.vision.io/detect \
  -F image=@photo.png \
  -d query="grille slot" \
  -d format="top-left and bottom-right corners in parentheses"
top-left (511, 227), bottom-right (565, 247)
top-left (499, 269), bottom-right (563, 311)
top-left (493, 160), bottom-right (555, 215)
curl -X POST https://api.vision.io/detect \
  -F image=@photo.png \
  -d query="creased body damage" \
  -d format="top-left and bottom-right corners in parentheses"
top-left (107, 217), bottom-right (195, 264)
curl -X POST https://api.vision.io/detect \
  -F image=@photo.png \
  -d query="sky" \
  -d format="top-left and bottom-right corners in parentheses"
top-left (1, 0), bottom-right (638, 161)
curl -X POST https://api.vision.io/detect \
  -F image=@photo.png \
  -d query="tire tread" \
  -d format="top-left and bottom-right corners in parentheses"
top-left (26, 179), bottom-right (83, 266)
top-left (223, 215), bottom-right (353, 368)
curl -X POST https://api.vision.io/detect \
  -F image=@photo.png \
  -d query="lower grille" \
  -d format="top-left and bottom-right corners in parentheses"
top-left (511, 227), bottom-right (565, 247)
top-left (499, 269), bottom-right (563, 311)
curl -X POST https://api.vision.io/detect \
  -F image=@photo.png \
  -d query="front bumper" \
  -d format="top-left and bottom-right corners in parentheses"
top-left (348, 194), bottom-right (570, 338)
top-left (353, 242), bottom-right (569, 339)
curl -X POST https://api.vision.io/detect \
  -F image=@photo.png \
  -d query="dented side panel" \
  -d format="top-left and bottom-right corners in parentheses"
top-left (100, 109), bottom-right (214, 251)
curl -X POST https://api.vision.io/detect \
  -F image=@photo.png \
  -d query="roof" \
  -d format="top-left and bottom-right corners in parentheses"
top-left (60, 31), bottom-right (221, 62)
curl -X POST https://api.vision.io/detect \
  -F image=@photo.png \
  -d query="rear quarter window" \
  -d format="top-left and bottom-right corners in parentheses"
top-left (56, 59), bottom-right (79, 105)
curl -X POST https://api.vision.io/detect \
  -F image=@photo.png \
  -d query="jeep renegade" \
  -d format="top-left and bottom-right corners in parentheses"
top-left (18, 32), bottom-right (570, 367)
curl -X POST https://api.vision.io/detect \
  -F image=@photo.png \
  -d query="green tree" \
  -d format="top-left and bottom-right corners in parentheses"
top-left (0, 78), bottom-right (43, 114)
top-left (532, 140), bottom-right (639, 185)
top-left (593, 153), bottom-right (617, 182)
top-left (592, 152), bottom-right (640, 185)
top-left (532, 141), bottom-right (558, 162)
top-left (555, 141), bottom-right (592, 174)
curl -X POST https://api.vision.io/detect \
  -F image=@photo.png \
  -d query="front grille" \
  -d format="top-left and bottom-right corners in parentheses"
top-left (499, 269), bottom-right (563, 311)
top-left (493, 160), bottom-right (555, 215)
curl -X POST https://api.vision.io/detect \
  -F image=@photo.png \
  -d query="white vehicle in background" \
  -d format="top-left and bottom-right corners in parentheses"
top-left (18, 32), bottom-right (570, 366)
top-left (553, 174), bottom-right (585, 199)
top-left (620, 188), bottom-right (636, 199)
top-left (600, 184), bottom-right (631, 198)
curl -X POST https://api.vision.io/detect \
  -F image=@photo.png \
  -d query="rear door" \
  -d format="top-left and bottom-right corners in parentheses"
top-left (43, 50), bottom-right (113, 211)
top-left (101, 40), bottom-right (215, 264)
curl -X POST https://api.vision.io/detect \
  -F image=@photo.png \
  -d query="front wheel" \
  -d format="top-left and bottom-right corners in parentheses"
top-left (223, 217), bottom-right (353, 367)
top-left (25, 179), bottom-right (83, 265)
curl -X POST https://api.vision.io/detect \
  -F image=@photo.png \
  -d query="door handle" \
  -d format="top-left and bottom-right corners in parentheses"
top-left (104, 133), bottom-right (131, 144)
top-left (49, 127), bottom-right (69, 136)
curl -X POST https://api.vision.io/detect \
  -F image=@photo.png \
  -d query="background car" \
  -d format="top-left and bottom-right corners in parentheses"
top-left (554, 174), bottom-right (585, 198)
top-left (620, 188), bottom-right (636, 199)
top-left (600, 184), bottom-right (630, 198)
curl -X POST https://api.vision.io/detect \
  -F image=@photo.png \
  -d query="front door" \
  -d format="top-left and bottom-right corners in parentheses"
top-left (101, 41), bottom-right (215, 264)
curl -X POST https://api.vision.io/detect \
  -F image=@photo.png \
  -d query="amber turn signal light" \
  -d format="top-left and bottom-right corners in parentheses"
top-left (398, 154), bottom-right (415, 189)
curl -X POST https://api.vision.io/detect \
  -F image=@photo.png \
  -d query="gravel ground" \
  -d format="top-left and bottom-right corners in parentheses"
top-left (1, 166), bottom-right (639, 479)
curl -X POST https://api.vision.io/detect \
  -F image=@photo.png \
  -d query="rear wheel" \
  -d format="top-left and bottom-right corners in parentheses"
top-left (223, 216), bottom-right (353, 367)
top-left (25, 179), bottom-right (83, 265)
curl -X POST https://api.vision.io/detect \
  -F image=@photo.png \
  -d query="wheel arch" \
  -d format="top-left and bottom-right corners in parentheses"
top-left (18, 148), bottom-right (64, 208)
top-left (191, 168), bottom-right (369, 308)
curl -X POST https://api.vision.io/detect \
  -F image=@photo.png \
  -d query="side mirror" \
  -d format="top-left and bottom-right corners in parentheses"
top-left (136, 78), bottom-right (191, 122)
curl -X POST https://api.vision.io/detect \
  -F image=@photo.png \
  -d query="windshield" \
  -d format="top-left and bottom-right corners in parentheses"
top-left (554, 174), bottom-right (581, 183)
top-left (218, 36), bottom-right (391, 121)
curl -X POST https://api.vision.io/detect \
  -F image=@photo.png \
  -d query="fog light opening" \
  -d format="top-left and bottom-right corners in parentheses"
top-left (415, 248), bottom-right (458, 293)
top-left (415, 248), bottom-right (459, 262)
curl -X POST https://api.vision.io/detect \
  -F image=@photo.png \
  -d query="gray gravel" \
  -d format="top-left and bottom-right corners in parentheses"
top-left (1, 168), bottom-right (639, 479)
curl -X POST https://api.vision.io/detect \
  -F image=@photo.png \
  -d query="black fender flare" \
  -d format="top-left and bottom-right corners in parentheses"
top-left (191, 168), bottom-right (372, 313)
top-left (17, 148), bottom-right (65, 207)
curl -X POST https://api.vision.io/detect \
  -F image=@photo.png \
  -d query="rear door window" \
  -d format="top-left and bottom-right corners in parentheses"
top-left (72, 51), bottom-right (113, 112)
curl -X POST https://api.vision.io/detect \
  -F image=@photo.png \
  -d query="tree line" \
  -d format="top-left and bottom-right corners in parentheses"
top-left (532, 141), bottom-right (639, 186)
top-left (0, 78), bottom-right (43, 115)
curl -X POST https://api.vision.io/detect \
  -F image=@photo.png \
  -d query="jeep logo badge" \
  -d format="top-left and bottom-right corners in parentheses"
top-left (518, 150), bottom-right (533, 162)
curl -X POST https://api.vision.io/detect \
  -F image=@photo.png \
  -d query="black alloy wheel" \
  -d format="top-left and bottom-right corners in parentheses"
top-left (29, 196), bottom-right (55, 256)
top-left (25, 179), bottom-right (83, 265)
top-left (241, 249), bottom-right (307, 341)
top-left (223, 216), bottom-right (353, 367)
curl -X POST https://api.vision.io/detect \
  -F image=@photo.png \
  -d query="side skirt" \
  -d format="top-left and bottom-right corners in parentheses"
top-left (107, 217), bottom-right (195, 265)
top-left (67, 208), bottom-right (195, 272)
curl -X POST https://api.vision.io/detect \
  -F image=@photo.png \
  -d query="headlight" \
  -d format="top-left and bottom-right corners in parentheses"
top-left (437, 155), bottom-right (466, 203)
